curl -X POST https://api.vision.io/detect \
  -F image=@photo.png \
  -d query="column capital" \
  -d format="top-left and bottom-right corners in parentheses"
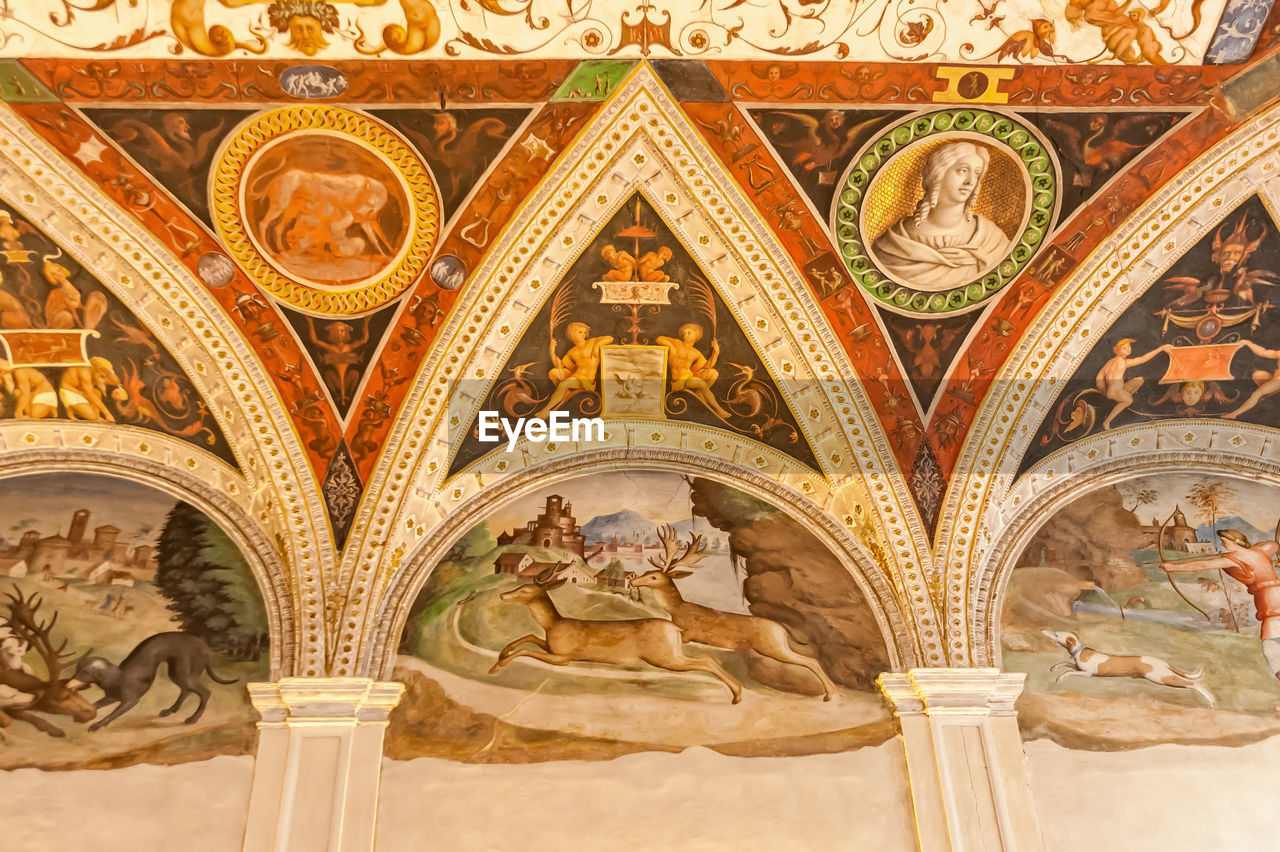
top-left (877, 668), bottom-right (1026, 717)
top-left (247, 677), bottom-right (405, 725)
top-left (875, 672), bottom-right (925, 715)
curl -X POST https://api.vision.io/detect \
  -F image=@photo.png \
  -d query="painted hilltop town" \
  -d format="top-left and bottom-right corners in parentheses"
top-left (488, 494), bottom-right (730, 592)
top-left (392, 472), bottom-right (893, 763)
top-left (0, 507), bottom-right (158, 604)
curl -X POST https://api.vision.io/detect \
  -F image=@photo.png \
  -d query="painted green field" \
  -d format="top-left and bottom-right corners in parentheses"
top-left (0, 576), bottom-right (266, 769)
top-left (404, 547), bottom-right (830, 703)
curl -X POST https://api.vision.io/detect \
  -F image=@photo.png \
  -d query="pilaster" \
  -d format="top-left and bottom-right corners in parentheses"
top-left (242, 678), bottom-right (403, 852)
top-left (878, 668), bottom-right (1043, 852)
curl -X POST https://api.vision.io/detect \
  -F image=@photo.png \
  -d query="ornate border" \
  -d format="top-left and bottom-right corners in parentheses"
top-left (974, 421), bottom-right (1280, 666)
top-left (942, 103), bottom-right (1280, 664)
top-left (210, 106), bottom-right (439, 315)
top-left (832, 109), bottom-right (1057, 316)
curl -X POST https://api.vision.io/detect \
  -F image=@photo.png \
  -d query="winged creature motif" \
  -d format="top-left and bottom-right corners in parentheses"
top-left (761, 111), bottom-right (885, 181)
top-left (398, 113), bottom-right (510, 210)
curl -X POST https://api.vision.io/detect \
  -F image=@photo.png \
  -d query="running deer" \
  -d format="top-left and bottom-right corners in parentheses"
top-left (489, 569), bottom-right (742, 703)
top-left (0, 588), bottom-right (97, 736)
top-left (630, 526), bottom-right (838, 701)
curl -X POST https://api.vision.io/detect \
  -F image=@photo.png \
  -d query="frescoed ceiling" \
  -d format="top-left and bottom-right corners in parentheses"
top-left (0, 0), bottom-right (1279, 679)
top-left (0, 0), bottom-right (1273, 65)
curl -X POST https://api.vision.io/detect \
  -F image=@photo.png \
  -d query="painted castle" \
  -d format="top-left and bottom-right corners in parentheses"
top-left (495, 494), bottom-right (586, 557)
top-left (0, 507), bottom-right (158, 583)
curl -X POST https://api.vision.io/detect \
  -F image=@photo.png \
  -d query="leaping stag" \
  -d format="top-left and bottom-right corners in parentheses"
top-left (489, 568), bottom-right (743, 703)
top-left (630, 525), bottom-right (838, 701)
top-left (0, 587), bottom-right (96, 737)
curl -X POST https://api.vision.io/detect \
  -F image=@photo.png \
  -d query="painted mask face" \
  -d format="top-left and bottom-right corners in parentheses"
top-left (1180, 381), bottom-right (1205, 407)
top-left (287, 15), bottom-right (328, 56)
top-left (1219, 243), bottom-right (1245, 273)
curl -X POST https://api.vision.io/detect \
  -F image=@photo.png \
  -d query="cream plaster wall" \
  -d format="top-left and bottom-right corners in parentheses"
top-left (376, 742), bottom-right (916, 852)
top-left (1026, 737), bottom-right (1280, 852)
top-left (0, 755), bottom-right (253, 852)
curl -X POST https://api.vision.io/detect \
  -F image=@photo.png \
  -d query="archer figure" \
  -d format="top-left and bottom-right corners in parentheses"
top-left (1163, 529), bottom-right (1280, 711)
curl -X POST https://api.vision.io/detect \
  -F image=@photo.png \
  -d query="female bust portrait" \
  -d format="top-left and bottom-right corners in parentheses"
top-left (870, 140), bottom-right (1013, 292)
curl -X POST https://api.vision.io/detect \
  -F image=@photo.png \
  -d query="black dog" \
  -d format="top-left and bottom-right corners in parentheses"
top-left (69, 632), bottom-right (238, 731)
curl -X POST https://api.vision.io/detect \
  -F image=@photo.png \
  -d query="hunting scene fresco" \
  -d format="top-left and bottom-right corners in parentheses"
top-left (390, 471), bottom-right (892, 763)
top-left (1002, 472), bottom-right (1280, 749)
top-left (0, 474), bottom-right (267, 770)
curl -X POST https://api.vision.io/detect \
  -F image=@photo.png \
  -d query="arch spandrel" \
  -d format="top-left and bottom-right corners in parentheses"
top-left (0, 104), bottom-right (334, 675)
top-left (946, 102), bottom-right (1280, 665)
top-left (336, 67), bottom-right (944, 675)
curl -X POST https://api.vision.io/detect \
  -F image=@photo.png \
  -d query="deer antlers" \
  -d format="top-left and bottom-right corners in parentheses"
top-left (532, 565), bottom-right (567, 588)
top-left (648, 525), bottom-right (708, 577)
top-left (3, 587), bottom-right (77, 682)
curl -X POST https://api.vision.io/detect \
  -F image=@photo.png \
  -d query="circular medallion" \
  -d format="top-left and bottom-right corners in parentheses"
top-left (1195, 314), bottom-right (1223, 341)
top-left (196, 251), bottom-right (235, 288)
top-left (211, 106), bottom-right (439, 314)
top-left (430, 254), bottom-right (467, 291)
top-left (832, 110), bottom-right (1057, 315)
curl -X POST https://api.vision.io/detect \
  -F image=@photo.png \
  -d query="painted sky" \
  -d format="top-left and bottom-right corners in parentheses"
top-left (483, 471), bottom-right (750, 613)
top-left (486, 471), bottom-right (700, 534)
top-left (1115, 472), bottom-right (1280, 532)
top-left (0, 473), bottom-right (180, 546)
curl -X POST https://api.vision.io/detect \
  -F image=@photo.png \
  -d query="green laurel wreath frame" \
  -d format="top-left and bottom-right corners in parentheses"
top-left (832, 109), bottom-right (1057, 316)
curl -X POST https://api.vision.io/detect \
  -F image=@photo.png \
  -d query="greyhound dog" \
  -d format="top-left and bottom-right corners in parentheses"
top-left (68, 632), bottom-right (238, 732)
top-left (1041, 630), bottom-right (1215, 707)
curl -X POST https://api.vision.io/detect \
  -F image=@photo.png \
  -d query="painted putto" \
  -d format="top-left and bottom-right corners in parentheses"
top-left (0, 201), bottom-right (234, 465)
top-left (1025, 196), bottom-right (1280, 472)
top-left (451, 195), bottom-right (818, 474)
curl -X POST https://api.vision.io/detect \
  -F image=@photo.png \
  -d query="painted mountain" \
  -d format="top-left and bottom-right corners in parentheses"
top-left (581, 509), bottom-right (655, 543)
top-left (1195, 516), bottom-right (1272, 546)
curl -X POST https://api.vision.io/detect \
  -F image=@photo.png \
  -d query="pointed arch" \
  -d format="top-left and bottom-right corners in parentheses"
top-left (334, 66), bottom-right (946, 673)
top-left (0, 106), bottom-right (334, 674)
top-left (940, 101), bottom-right (1280, 664)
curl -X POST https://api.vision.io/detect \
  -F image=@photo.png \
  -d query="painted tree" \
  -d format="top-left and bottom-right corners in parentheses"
top-left (455, 520), bottom-right (495, 559)
top-left (156, 502), bottom-right (269, 658)
top-left (1185, 480), bottom-right (1239, 536)
top-left (1184, 479), bottom-right (1241, 632)
top-left (1117, 483), bottom-right (1158, 516)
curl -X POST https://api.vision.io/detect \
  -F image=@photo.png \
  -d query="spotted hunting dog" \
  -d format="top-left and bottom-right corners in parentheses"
top-left (1041, 630), bottom-right (1215, 707)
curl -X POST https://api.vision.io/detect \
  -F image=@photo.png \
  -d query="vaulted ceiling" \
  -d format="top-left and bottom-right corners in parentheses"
top-left (2, 0), bottom-right (1279, 676)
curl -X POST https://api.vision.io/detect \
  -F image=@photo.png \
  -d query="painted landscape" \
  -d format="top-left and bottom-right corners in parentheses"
top-left (0, 474), bottom-right (267, 770)
top-left (1002, 472), bottom-right (1280, 748)
top-left (391, 471), bottom-right (893, 763)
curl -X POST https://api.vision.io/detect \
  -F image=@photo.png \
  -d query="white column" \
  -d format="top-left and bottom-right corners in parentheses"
top-left (242, 678), bottom-right (403, 852)
top-left (878, 668), bottom-right (1044, 852)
